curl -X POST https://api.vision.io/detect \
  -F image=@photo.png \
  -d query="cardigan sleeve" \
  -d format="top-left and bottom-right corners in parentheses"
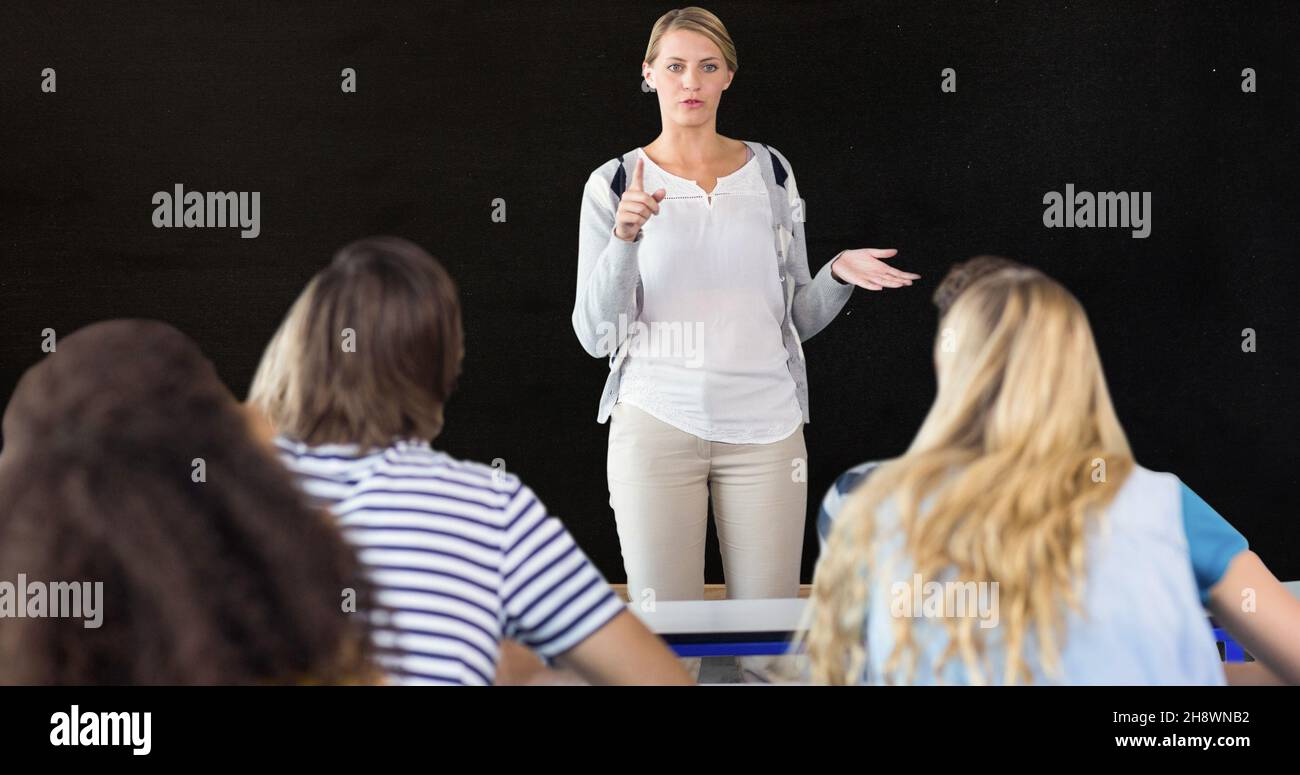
top-left (572, 164), bottom-right (643, 358)
top-left (769, 146), bottom-right (854, 342)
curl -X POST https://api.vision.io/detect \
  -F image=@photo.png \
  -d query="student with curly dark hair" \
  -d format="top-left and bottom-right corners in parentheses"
top-left (0, 319), bottom-right (376, 685)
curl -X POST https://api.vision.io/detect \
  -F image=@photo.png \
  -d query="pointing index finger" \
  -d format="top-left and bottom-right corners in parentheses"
top-left (629, 156), bottom-right (645, 193)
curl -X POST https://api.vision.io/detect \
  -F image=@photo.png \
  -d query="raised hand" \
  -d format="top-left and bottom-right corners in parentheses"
top-left (613, 157), bottom-right (668, 242)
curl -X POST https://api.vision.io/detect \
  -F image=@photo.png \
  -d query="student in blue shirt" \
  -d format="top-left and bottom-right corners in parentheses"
top-left (817, 460), bottom-right (1300, 684)
top-left (807, 255), bottom-right (1300, 685)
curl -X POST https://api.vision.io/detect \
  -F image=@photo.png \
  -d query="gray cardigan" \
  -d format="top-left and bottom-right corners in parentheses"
top-left (572, 140), bottom-right (853, 426)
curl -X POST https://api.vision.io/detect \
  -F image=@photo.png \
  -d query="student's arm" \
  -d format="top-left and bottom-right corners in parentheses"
top-left (495, 620), bottom-right (693, 687)
top-left (553, 610), bottom-right (694, 685)
top-left (1207, 550), bottom-right (1300, 685)
top-left (494, 640), bottom-right (590, 686)
top-left (498, 481), bottom-right (692, 685)
top-left (1223, 660), bottom-right (1287, 686)
top-left (1173, 481), bottom-right (1296, 681)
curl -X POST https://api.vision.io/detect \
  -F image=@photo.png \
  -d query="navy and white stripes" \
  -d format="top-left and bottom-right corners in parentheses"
top-left (276, 437), bottom-right (626, 685)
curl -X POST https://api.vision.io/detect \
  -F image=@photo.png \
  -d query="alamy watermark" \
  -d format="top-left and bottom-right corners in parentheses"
top-left (152, 184), bottom-right (260, 238)
top-left (1043, 183), bottom-right (1150, 238)
top-left (0, 574), bottom-right (103, 628)
top-left (50, 705), bottom-right (151, 756)
top-left (890, 573), bottom-right (999, 629)
top-left (595, 313), bottom-right (704, 367)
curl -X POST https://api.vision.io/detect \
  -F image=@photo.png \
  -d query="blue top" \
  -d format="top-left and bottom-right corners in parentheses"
top-left (819, 462), bottom-right (1248, 605)
top-left (817, 462), bottom-right (1238, 685)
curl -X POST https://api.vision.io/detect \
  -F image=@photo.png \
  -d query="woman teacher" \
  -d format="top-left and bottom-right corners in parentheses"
top-left (572, 7), bottom-right (918, 674)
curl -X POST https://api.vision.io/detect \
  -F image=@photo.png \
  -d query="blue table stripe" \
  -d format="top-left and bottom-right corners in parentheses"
top-left (671, 641), bottom-right (802, 658)
top-left (1213, 627), bottom-right (1247, 662)
top-left (671, 630), bottom-right (1248, 662)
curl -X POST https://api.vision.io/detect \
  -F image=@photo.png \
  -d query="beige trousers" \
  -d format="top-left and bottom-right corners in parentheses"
top-left (607, 401), bottom-right (809, 606)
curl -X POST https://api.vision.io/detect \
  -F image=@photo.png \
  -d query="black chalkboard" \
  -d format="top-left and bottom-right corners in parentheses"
top-left (2, 1), bottom-right (1297, 583)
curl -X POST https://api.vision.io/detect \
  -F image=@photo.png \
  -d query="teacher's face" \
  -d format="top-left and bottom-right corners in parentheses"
top-left (643, 29), bottom-right (734, 127)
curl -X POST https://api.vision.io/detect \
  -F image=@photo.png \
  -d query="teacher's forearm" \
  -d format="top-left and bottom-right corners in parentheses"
top-left (791, 255), bottom-right (854, 341)
top-left (572, 233), bottom-right (642, 357)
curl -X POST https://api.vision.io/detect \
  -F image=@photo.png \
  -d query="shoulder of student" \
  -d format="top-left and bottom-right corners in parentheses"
top-left (835, 460), bottom-right (884, 496)
top-left (819, 460), bottom-right (885, 535)
top-left (422, 449), bottom-right (524, 496)
top-left (363, 442), bottom-right (527, 503)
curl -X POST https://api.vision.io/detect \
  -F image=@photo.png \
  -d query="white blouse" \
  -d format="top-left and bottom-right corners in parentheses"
top-left (616, 145), bottom-right (803, 444)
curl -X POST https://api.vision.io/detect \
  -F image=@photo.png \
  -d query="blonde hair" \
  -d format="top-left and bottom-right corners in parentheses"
top-left (802, 261), bottom-right (1136, 685)
top-left (248, 236), bottom-right (463, 449)
top-left (645, 7), bottom-right (738, 72)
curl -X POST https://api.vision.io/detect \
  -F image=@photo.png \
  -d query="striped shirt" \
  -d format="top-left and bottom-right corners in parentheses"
top-left (275, 436), bottom-right (626, 685)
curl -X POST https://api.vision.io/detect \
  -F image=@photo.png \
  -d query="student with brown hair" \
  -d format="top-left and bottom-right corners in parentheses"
top-left (0, 319), bottom-right (376, 685)
top-left (250, 236), bottom-right (691, 686)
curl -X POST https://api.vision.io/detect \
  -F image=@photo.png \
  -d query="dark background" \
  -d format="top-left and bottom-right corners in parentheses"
top-left (2, 1), bottom-right (1297, 584)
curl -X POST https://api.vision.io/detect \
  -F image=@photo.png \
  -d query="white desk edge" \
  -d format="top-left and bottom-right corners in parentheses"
top-left (631, 580), bottom-right (1300, 636)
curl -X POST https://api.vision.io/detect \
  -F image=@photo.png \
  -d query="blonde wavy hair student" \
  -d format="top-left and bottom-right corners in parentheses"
top-left (802, 261), bottom-right (1225, 685)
